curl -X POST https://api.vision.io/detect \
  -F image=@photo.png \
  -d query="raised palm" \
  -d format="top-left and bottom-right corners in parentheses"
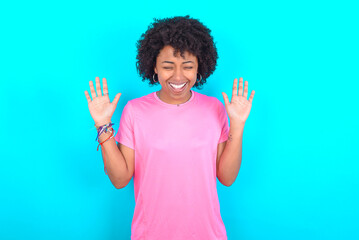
top-left (222, 77), bottom-right (255, 124)
top-left (84, 77), bottom-right (121, 126)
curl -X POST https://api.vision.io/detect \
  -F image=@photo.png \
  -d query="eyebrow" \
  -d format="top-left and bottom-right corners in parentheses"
top-left (162, 61), bottom-right (194, 64)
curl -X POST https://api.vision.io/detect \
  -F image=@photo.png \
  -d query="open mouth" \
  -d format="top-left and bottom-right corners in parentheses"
top-left (168, 82), bottom-right (188, 93)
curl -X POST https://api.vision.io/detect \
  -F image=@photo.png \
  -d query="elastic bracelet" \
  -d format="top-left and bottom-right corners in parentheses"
top-left (96, 128), bottom-right (114, 175)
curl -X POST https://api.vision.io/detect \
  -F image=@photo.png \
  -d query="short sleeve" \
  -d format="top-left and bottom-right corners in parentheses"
top-left (114, 102), bottom-right (135, 149)
top-left (218, 100), bottom-right (229, 144)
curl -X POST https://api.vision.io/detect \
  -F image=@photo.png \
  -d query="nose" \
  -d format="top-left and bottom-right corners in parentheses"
top-left (172, 68), bottom-right (183, 81)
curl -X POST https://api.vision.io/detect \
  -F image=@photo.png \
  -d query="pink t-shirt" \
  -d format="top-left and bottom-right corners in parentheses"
top-left (115, 90), bottom-right (229, 240)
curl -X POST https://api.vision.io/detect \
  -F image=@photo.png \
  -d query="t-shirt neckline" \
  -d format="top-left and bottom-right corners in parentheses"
top-left (153, 90), bottom-right (196, 108)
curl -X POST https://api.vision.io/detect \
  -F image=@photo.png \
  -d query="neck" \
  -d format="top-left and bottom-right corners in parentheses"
top-left (157, 90), bottom-right (192, 105)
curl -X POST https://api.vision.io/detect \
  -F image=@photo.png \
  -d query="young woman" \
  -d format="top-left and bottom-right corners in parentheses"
top-left (84, 15), bottom-right (255, 240)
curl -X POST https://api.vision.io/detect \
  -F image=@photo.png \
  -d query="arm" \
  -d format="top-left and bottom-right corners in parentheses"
top-left (219, 77), bottom-right (255, 186)
top-left (216, 123), bottom-right (244, 187)
top-left (84, 76), bottom-right (135, 189)
top-left (99, 131), bottom-right (135, 189)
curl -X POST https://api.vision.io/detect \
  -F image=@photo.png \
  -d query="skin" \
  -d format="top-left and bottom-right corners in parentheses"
top-left (222, 78), bottom-right (255, 125)
top-left (154, 45), bottom-right (198, 105)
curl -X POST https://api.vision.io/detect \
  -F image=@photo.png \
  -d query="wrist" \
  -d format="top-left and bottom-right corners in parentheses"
top-left (95, 120), bottom-right (112, 128)
top-left (98, 129), bottom-right (114, 142)
top-left (95, 122), bottom-right (115, 142)
top-left (229, 123), bottom-right (245, 135)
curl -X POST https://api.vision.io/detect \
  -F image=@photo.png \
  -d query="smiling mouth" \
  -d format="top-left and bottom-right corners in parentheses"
top-left (169, 82), bottom-right (187, 89)
top-left (168, 82), bottom-right (188, 93)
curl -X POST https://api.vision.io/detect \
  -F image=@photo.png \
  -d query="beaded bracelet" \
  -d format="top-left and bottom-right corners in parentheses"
top-left (96, 127), bottom-right (115, 175)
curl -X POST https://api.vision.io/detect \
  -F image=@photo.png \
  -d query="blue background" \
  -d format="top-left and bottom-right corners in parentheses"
top-left (1, 0), bottom-right (358, 239)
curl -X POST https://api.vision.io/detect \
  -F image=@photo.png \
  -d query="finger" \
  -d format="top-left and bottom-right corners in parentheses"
top-left (112, 93), bottom-right (122, 107)
top-left (84, 90), bottom-right (92, 103)
top-left (248, 90), bottom-right (255, 104)
top-left (89, 81), bottom-right (97, 99)
top-left (232, 78), bottom-right (238, 102)
top-left (222, 92), bottom-right (230, 106)
top-left (95, 76), bottom-right (102, 97)
top-left (103, 77), bottom-right (109, 96)
top-left (238, 77), bottom-right (244, 96)
top-left (243, 80), bottom-right (248, 99)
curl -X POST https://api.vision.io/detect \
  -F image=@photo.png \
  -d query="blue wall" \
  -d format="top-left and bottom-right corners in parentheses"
top-left (1, 0), bottom-right (358, 239)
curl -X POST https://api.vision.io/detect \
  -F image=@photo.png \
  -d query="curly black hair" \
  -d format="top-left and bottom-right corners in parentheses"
top-left (136, 15), bottom-right (218, 89)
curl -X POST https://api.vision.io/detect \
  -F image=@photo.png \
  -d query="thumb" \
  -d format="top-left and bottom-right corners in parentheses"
top-left (112, 93), bottom-right (122, 108)
top-left (222, 92), bottom-right (230, 107)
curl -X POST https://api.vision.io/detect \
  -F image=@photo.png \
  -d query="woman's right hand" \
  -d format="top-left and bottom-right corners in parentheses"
top-left (84, 77), bottom-right (122, 127)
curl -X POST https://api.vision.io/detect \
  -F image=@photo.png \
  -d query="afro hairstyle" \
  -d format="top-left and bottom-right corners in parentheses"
top-left (135, 15), bottom-right (218, 89)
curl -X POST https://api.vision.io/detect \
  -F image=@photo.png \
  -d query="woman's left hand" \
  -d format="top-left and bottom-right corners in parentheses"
top-left (222, 77), bottom-right (255, 124)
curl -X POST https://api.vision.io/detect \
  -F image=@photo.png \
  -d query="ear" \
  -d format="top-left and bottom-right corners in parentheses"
top-left (154, 67), bottom-right (157, 74)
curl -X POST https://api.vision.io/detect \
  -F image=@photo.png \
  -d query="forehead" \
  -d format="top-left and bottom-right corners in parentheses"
top-left (157, 45), bottom-right (197, 61)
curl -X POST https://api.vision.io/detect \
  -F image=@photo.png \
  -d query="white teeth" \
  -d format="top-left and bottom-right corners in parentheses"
top-left (169, 82), bottom-right (186, 89)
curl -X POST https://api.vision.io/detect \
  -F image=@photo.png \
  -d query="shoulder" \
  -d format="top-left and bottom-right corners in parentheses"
top-left (195, 91), bottom-right (218, 104)
top-left (122, 92), bottom-right (157, 117)
top-left (194, 91), bottom-right (223, 109)
top-left (126, 92), bottom-right (154, 107)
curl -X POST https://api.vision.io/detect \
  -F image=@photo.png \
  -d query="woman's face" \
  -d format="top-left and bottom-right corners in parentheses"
top-left (154, 45), bottom-right (198, 105)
